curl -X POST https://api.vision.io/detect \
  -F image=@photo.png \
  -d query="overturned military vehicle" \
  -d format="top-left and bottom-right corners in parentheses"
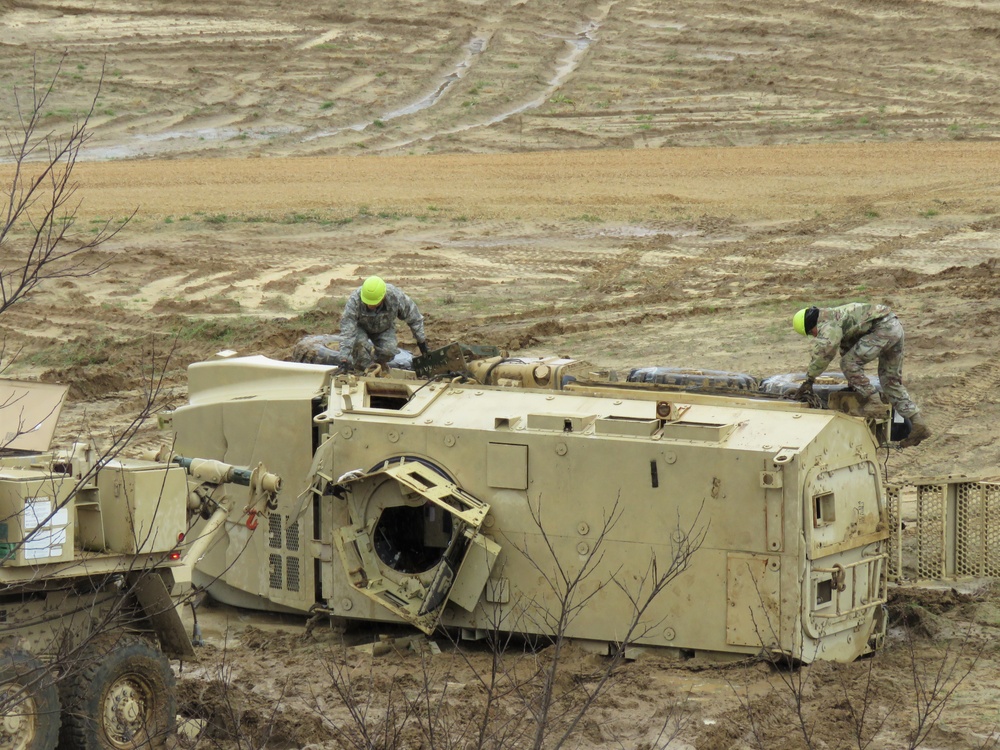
top-left (164, 345), bottom-right (889, 663)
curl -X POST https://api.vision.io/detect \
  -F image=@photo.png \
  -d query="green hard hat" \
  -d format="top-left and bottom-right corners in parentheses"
top-left (793, 308), bottom-right (808, 335)
top-left (360, 276), bottom-right (387, 306)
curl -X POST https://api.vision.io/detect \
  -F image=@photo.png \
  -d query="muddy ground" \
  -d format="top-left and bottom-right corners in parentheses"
top-left (2, 0), bottom-right (1000, 748)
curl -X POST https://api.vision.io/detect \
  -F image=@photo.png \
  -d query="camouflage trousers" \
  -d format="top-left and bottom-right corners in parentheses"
top-left (840, 314), bottom-right (919, 418)
top-left (347, 328), bottom-right (399, 369)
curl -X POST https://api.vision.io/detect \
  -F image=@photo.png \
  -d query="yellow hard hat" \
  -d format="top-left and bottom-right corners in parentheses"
top-left (793, 308), bottom-right (808, 335)
top-left (360, 276), bottom-right (386, 306)
top-left (793, 307), bottom-right (819, 335)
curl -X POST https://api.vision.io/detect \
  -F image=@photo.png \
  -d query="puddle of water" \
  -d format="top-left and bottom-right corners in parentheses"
top-left (595, 226), bottom-right (699, 239)
top-left (79, 125), bottom-right (302, 161)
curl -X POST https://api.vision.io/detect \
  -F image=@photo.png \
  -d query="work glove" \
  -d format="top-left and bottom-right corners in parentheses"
top-left (339, 359), bottom-right (354, 374)
top-left (793, 377), bottom-right (815, 400)
top-left (417, 341), bottom-right (430, 356)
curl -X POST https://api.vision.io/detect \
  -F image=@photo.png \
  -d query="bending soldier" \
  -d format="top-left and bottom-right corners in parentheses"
top-left (339, 276), bottom-right (428, 371)
top-left (792, 303), bottom-right (930, 448)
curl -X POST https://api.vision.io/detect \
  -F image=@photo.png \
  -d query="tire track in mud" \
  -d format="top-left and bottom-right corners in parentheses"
top-left (434, 203), bottom-right (1000, 352)
top-left (919, 351), bottom-right (1000, 463)
top-left (376, 1), bottom-right (619, 152)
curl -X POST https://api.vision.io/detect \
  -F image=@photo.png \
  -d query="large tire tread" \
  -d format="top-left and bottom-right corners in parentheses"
top-left (0, 649), bottom-right (59, 750)
top-left (58, 632), bottom-right (175, 750)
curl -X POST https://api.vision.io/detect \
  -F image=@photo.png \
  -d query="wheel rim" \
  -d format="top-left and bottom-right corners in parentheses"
top-left (102, 673), bottom-right (155, 748)
top-left (0, 683), bottom-right (38, 750)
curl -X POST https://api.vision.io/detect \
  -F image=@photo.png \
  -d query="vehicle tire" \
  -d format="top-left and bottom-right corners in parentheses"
top-left (0, 649), bottom-right (60, 750)
top-left (758, 371), bottom-right (884, 406)
top-left (290, 333), bottom-right (344, 367)
top-left (58, 633), bottom-right (175, 750)
top-left (289, 333), bottom-right (416, 371)
top-left (627, 367), bottom-right (758, 392)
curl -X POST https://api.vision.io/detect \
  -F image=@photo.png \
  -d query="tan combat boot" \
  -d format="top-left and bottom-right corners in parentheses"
top-left (900, 413), bottom-right (931, 448)
top-left (858, 394), bottom-right (889, 419)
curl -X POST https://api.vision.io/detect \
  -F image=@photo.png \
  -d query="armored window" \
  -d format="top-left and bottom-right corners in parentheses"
top-left (814, 492), bottom-right (836, 527)
top-left (815, 578), bottom-right (833, 608)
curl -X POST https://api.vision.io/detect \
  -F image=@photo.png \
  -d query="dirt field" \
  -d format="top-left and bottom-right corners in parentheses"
top-left (3, 1), bottom-right (1000, 748)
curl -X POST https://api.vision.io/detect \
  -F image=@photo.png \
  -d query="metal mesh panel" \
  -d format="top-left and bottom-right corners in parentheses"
top-left (985, 483), bottom-right (1000, 577)
top-left (285, 518), bottom-right (300, 552)
top-left (268, 513), bottom-right (282, 550)
top-left (287, 556), bottom-right (300, 592)
top-left (268, 553), bottom-right (283, 589)
top-left (916, 483), bottom-right (945, 580)
top-left (955, 482), bottom-right (981, 578)
top-left (885, 484), bottom-right (901, 581)
top-left (890, 479), bottom-right (1000, 582)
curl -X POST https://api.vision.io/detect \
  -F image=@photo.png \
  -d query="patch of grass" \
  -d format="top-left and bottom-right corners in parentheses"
top-left (170, 316), bottom-right (259, 344)
top-left (44, 108), bottom-right (81, 120)
top-left (320, 101), bottom-right (334, 110)
top-left (27, 336), bottom-right (116, 368)
top-left (205, 214), bottom-right (231, 224)
top-left (373, 119), bottom-right (385, 128)
top-left (919, 209), bottom-right (939, 218)
top-left (164, 216), bottom-right (174, 224)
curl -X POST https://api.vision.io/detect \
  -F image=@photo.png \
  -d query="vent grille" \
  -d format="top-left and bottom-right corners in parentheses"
top-left (287, 557), bottom-right (300, 592)
top-left (268, 553), bottom-right (283, 589)
top-left (268, 514), bottom-right (282, 549)
top-left (285, 517), bottom-right (300, 552)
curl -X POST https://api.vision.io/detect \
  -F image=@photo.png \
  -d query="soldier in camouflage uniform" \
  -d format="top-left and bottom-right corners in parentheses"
top-left (792, 303), bottom-right (930, 447)
top-left (339, 276), bottom-right (429, 371)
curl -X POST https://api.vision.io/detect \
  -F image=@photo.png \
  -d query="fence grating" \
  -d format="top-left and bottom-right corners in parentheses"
top-left (888, 478), bottom-right (1000, 582)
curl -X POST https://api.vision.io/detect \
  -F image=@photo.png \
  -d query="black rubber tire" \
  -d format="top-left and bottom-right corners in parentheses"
top-left (58, 633), bottom-right (176, 750)
top-left (758, 371), bottom-right (881, 405)
top-left (0, 649), bottom-right (60, 750)
top-left (627, 367), bottom-right (758, 392)
top-left (289, 333), bottom-right (416, 370)
top-left (290, 333), bottom-right (345, 366)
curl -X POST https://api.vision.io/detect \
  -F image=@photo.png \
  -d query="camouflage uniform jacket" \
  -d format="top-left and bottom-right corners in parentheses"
top-left (806, 302), bottom-right (893, 379)
top-left (339, 283), bottom-right (426, 345)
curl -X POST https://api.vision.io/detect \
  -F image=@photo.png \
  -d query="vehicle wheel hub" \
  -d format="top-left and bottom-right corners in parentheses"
top-left (0, 685), bottom-right (36, 750)
top-left (105, 677), bottom-right (148, 744)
